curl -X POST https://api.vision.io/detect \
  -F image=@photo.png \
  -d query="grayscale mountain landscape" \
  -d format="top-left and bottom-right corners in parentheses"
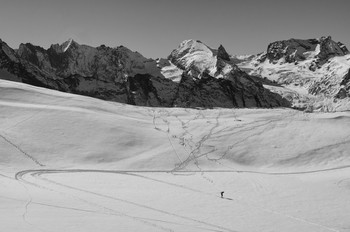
top-left (1, 0), bottom-right (350, 232)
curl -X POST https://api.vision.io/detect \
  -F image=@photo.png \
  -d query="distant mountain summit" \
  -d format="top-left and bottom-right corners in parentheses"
top-left (263, 36), bottom-right (349, 65)
top-left (161, 39), bottom-right (288, 107)
top-left (60, 38), bottom-right (74, 52)
top-left (234, 36), bottom-right (350, 111)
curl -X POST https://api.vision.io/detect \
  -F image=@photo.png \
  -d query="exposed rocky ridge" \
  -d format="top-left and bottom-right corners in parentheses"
top-left (234, 36), bottom-right (350, 111)
top-left (217, 44), bottom-right (231, 61)
top-left (265, 36), bottom-right (349, 65)
top-left (165, 40), bottom-right (288, 107)
top-left (0, 38), bottom-right (289, 108)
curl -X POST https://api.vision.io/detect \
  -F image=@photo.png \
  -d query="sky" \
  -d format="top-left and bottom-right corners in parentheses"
top-left (0, 0), bottom-right (349, 58)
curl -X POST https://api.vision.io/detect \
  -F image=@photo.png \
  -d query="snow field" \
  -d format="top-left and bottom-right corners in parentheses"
top-left (1, 79), bottom-right (350, 231)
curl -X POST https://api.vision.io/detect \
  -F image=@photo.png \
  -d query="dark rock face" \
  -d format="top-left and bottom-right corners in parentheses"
top-left (266, 36), bottom-right (349, 64)
top-left (0, 40), bottom-right (61, 89)
top-left (336, 69), bottom-right (350, 99)
top-left (266, 39), bottom-right (318, 62)
top-left (217, 45), bottom-right (231, 61)
top-left (172, 71), bottom-right (289, 108)
top-left (317, 36), bottom-right (348, 63)
top-left (340, 69), bottom-right (350, 86)
top-left (0, 38), bottom-right (289, 108)
top-left (337, 42), bottom-right (349, 54)
top-left (308, 69), bottom-right (350, 98)
top-left (127, 74), bottom-right (178, 106)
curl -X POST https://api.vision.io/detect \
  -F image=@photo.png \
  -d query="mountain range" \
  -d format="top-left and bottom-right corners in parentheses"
top-left (1, 36), bottom-right (349, 111)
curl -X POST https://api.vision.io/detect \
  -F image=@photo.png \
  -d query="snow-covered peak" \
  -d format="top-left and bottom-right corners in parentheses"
top-left (62, 38), bottom-right (73, 52)
top-left (164, 39), bottom-right (249, 80)
top-left (0, 39), bottom-right (20, 62)
top-left (59, 38), bottom-right (79, 53)
top-left (234, 37), bottom-right (350, 111)
top-left (168, 39), bottom-right (216, 76)
top-left (171, 40), bottom-right (214, 60)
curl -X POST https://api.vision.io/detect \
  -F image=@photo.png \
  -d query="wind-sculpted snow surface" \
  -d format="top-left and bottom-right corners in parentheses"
top-left (1, 80), bottom-right (350, 231)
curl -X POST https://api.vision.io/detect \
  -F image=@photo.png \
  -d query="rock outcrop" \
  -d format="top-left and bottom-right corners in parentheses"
top-left (217, 44), bottom-right (231, 61)
top-left (265, 36), bottom-right (348, 65)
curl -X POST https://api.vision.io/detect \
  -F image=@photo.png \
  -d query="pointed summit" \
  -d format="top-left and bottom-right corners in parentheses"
top-left (217, 44), bottom-right (230, 61)
top-left (61, 38), bottom-right (74, 52)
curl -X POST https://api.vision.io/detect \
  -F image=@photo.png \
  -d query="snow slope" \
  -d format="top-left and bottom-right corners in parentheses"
top-left (1, 79), bottom-right (350, 232)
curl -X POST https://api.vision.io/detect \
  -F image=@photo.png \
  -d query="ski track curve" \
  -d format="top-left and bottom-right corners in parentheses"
top-left (14, 168), bottom-right (349, 232)
top-left (16, 169), bottom-right (237, 232)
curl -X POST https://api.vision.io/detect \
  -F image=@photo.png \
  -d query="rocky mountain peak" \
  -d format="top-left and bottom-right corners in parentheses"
top-left (47, 39), bottom-right (80, 54)
top-left (60, 38), bottom-right (75, 52)
top-left (217, 44), bottom-right (230, 61)
top-left (337, 42), bottom-right (349, 54)
top-left (265, 36), bottom-right (349, 64)
top-left (317, 36), bottom-right (349, 62)
top-left (0, 39), bottom-right (19, 62)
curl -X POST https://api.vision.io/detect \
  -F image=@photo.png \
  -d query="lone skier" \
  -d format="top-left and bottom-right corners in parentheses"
top-left (220, 191), bottom-right (224, 198)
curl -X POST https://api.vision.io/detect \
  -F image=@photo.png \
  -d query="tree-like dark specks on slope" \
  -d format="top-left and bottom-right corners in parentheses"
top-left (0, 38), bottom-right (290, 108)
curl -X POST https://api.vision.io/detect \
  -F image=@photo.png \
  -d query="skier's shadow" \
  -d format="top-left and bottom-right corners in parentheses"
top-left (221, 197), bottom-right (233, 201)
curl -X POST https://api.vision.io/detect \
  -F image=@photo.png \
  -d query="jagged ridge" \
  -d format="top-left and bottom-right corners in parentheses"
top-left (0, 38), bottom-right (290, 108)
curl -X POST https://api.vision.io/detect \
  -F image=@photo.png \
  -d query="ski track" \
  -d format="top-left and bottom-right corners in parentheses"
top-left (0, 132), bottom-right (44, 167)
top-left (2, 101), bottom-right (349, 231)
top-left (19, 180), bottom-right (49, 232)
top-left (17, 170), bottom-right (237, 232)
top-left (169, 110), bottom-right (221, 172)
top-left (14, 168), bottom-right (348, 232)
top-left (154, 108), bottom-right (299, 173)
top-left (149, 109), bottom-right (184, 167)
top-left (19, 173), bottom-right (177, 232)
top-left (0, 194), bottom-right (117, 215)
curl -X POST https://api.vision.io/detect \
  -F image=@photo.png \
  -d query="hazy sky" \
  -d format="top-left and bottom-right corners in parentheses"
top-left (0, 0), bottom-right (349, 58)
